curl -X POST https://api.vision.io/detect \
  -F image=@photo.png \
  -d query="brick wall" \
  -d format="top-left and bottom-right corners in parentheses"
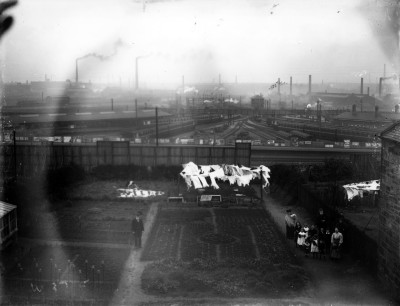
top-left (378, 139), bottom-right (400, 300)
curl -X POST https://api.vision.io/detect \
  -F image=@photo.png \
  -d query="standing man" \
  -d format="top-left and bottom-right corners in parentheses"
top-left (131, 212), bottom-right (144, 248)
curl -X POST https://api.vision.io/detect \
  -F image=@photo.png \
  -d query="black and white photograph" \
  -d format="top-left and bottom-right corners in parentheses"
top-left (0, 0), bottom-right (400, 305)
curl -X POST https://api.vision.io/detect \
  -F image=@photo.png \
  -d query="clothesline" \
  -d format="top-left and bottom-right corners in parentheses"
top-left (342, 180), bottom-right (380, 201)
top-left (180, 161), bottom-right (271, 190)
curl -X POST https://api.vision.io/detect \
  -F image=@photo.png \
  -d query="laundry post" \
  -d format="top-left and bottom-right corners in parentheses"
top-left (260, 168), bottom-right (263, 203)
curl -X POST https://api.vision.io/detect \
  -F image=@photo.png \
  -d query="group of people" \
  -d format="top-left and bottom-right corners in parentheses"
top-left (285, 208), bottom-right (344, 260)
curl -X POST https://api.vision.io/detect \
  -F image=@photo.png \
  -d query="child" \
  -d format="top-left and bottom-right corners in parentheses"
top-left (297, 227), bottom-right (307, 249)
top-left (303, 227), bottom-right (310, 256)
top-left (310, 234), bottom-right (319, 259)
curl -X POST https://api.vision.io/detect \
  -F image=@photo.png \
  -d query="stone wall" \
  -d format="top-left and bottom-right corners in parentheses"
top-left (378, 139), bottom-right (400, 300)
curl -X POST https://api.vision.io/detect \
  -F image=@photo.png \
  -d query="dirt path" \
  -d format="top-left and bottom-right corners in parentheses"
top-left (110, 202), bottom-right (160, 305)
top-left (262, 189), bottom-right (394, 305)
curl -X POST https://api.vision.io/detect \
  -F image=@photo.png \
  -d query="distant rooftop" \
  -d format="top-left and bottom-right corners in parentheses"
top-left (380, 121), bottom-right (400, 143)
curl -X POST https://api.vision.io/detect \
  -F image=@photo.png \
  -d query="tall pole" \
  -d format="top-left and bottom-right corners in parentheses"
top-left (75, 59), bottom-right (79, 83)
top-left (135, 99), bottom-right (138, 128)
top-left (260, 168), bottom-right (263, 203)
top-left (13, 130), bottom-right (16, 181)
top-left (155, 107), bottom-right (159, 147)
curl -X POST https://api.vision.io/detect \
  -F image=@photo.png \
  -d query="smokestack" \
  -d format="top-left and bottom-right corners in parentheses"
top-left (384, 63), bottom-right (386, 78)
top-left (278, 78), bottom-right (281, 95)
top-left (395, 104), bottom-right (399, 113)
top-left (352, 104), bottom-right (356, 114)
top-left (135, 57), bottom-right (139, 90)
top-left (308, 75), bottom-right (312, 94)
top-left (360, 78), bottom-right (363, 94)
top-left (290, 76), bottom-right (292, 95)
top-left (379, 77), bottom-right (383, 97)
top-left (75, 59), bottom-right (78, 83)
top-left (235, 75), bottom-right (238, 84)
top-left (367, 86), bottom-right (370, 96)
top-left (219, 74), bottom-right (221, 86)
top-left (375, 106), bottom-right (379, 118)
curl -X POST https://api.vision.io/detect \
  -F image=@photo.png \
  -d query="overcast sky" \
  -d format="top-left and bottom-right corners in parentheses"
top-left (0, 0), bottom-right (399, 87)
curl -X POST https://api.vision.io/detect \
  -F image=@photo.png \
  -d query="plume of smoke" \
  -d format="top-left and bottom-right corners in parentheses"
top-left (183, 86), bottom-right (198, 94)
top-left (76, 38), bottom-right (128, 62)
top-left (382, 73), bottom-right (398, 80)
top-left (176, 86), bottom-right (198, 94)
top-left (355, 70), bottom-right (368, 78)
top-left (224, 98), bottom-right (239, 103)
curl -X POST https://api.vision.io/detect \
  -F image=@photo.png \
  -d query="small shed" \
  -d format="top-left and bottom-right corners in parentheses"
top-left (0, 201), bottom-right (18, 250)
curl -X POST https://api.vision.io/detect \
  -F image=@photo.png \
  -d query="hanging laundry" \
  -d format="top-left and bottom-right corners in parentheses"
top-left (198, 176), bottom-right (209, 188)
top-left (200, 166), bottom-right (212, 175)
top-left (180, 162), bottom-right (272, 190)
top-left (343, 180), bottom-right (380, 201)
top-left (190, 176), bottom-right (203, 189)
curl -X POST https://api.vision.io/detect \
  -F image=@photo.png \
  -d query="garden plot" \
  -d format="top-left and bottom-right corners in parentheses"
top-left (4, 245), bottom-right (130, 302)
top-left (141, 207), bottom-right (309, 298)
top-left (18, 200), bottom-right (151, 244)
top-left (142, 208), bottom-right (294, 263)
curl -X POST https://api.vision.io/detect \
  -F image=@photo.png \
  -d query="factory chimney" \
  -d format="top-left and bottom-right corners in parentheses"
top-left (219, 74), bottom-right (221, 86)
top-left (375, 106), bottom-right (379, 118)
top-left (278, 78), bottom-right (281, 95)
top-left (75, 59), bottom-right (78, 83)
top-left (308, 75), bottom-right (312, 94)
top-left (360, 78), bottom-right (363, 95)
top-left (379, 77), bottom-right (383, 97)
top-left (135, 57), bottom-right (139, 90)
top-left (395, 104), bottom-right (399, 113)
top-left (352, 104), bottom-right (356, 114)
top-left (290, 76), bottom-right (292, 96)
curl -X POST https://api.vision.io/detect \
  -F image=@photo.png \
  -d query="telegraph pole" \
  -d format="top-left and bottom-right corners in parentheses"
top-left (13, 130), bottom-right (17, 181)
top-left (155, 107), bottom-right (159, 147)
